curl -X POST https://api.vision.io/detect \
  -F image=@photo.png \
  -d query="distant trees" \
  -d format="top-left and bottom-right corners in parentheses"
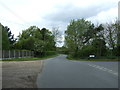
top-left (52, 27), bottom-right (62, 47)
top-left (65, 19), bottom-right (119, 59)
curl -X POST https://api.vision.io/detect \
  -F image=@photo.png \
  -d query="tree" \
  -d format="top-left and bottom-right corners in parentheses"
top-left (103, 20), bottom-right (118, 56)
top-left (65, 19), bottom-right (92, 57)
top-left (40, 28), bottom-right (56, 51)
top-left (16, 26), bottom-right (40, 50)
top-left (114, 20), bottom-right (120, 56)
top-left (104, 23), bottom-right (117, 50)
top-left (16, 26), bottom-right (56, 55)
top-left (1, 23), bottom-right (16, 50)
top-left (4, 26), bottom-right (16, 49)
top-left (92, 39), bottom-right (107, 56)
top-left (52, 27), bottom-right (62, 47)
top-left (0, 23), bottom-right (2, 50)
top-left (1, 24), bottom-right (10, 50)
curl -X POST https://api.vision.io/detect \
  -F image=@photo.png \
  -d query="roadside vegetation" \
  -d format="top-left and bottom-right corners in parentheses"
top-left (1, 23), bottom-right (60, 60)
top-left (1, 18), bottom-right (120, 61)
top-left (2, 54), bottom-right (58, 61)
top-left (67, 56), bottom-right (120, 61)
top-left (64, 19), bottom-right (120, 61)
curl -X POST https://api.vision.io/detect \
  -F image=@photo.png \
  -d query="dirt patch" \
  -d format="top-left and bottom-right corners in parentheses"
top-left (2, 60), bottom-right (43, 88)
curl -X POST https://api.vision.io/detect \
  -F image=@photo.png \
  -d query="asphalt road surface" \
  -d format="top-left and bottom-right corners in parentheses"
top-left (37, 55), bottom-right (118, 88)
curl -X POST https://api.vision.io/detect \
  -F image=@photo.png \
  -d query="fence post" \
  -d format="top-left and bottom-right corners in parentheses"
top-left (32, 51), bottom-right (34, 57)
top-left (29, 51), bottom-right (31, 57)
top-left (2, 50), bottom-right (4, 59)
top-left (22, 51), bottom-right (23, 58)
top-left (14, 50), bottom-right (15, 58)
top-left (9, 50), bottom-right (10, 59)
top-left (19, 51), bottom-right (20, 58)
top-left (28, 51), bottom-right (29, 57)
top-left (26, 51), bottom-right (28, 57)
top-left (25, 51), bottom-right (27, 57)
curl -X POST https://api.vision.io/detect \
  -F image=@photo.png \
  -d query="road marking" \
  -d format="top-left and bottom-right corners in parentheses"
top-left (87, 63), bottom-right (118, 76)
top-left (70, 61), bottom-right (118, 76)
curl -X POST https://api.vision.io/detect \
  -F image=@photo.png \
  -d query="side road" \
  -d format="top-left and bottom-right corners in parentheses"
top-left (2, 60), bottom-right (43, 88)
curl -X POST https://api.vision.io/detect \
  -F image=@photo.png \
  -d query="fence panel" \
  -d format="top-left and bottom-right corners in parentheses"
top-left (2, 50), bottom-right (34, 59)
top-left (10, 50), bottom-right (14, 58)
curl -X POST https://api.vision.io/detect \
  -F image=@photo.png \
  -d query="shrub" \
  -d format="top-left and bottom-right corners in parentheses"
top-left (45, 51), bottom-right (57, 56)
top-left (78, 45), bottom-right (96, 58)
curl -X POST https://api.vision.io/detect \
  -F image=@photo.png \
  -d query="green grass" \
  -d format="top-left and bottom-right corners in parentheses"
top-left (2, 54), bottom-right (59, 61)
top-left (67, 56), bottom-right (120, 62)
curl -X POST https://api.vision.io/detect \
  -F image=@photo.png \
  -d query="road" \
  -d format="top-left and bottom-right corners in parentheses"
top-left (37, 55), bottom-right (118, 88)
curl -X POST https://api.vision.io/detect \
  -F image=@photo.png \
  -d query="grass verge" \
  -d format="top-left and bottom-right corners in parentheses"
top-left (67, 56), bottom-right (120, 62)
top-left (2, 54), bottom-right (59, 61)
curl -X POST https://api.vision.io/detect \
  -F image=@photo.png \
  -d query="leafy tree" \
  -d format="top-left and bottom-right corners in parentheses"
top-left (0, 23), bottom-right (2, 50)
top-left (104, 23), bottom-right (117, 50)
top-left (103, 20), bottom-right (119, 56)
top-left (92, 39), bottom-right (107, 56)
top-left (4, 26), bottom-right (16, 49)
top-left (1, 24), bottom-right (10, 50)
top-left (1, 23), bottom-right (16, 50)
top-left (15, 26), bottom-right (56, 56)
top-left (114, 20), bottom-right (120, 56)
top-left (16, 26), bottom-right (41, 50)
top-left (65, 19), bottom-right (92, 57)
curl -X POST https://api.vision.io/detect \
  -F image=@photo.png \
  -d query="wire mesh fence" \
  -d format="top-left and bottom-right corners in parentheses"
top-left (1, 50), bottom-right (34, 59)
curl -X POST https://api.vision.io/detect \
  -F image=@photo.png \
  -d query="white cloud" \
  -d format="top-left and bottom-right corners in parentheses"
top-left (87, 7), bottom-right (118, 24)
top-left (0, 0), bottom-right (119, 40)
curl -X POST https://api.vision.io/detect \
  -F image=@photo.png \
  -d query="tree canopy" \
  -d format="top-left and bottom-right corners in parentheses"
top-left (64, 19), bottom-right (119, 58)
top-left (15, 26), bottom-right (56, 56)
top-left (1, 23), bottom-right (16, 50)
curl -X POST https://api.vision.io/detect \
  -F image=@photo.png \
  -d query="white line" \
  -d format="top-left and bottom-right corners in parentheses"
top-left (87, 63), bottom-right (118, 76)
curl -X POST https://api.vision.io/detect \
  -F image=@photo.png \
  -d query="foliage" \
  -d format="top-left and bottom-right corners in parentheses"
top-left (15, 26), bottom-right (56, 57)
top-left (64, 19), bottom-right (116, 58)
top-left (56, 46), bottom-right (68, 54)
top-left (91, 39), bottom-right (107, 56)
top-left (79, 45), bottom-right (96, 57)
top-left (45, 51), bottom-right (57, 56)
top-left (65, 19), bottom-right (92, 54)
top-left (1, 23), bottom-right (16, 50)
top-left (1, 24), bottom-right (10, 50)
top-left (52, 27), bottom-right (62, 47)
top-left (65, 19), bottom-right (95, 58)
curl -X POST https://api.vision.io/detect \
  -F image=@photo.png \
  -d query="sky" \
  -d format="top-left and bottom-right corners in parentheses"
top-left (0, 0), bottom-right (119, 46)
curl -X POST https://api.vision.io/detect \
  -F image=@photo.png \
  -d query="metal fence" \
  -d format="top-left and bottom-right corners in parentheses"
top-left (2, 50), bottom-right (34, 59)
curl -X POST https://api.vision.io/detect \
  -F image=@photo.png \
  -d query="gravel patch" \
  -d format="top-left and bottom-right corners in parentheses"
top-left (2, 60), bottom-right (43, 88)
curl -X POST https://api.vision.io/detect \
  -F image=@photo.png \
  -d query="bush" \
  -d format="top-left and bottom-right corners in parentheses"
top-left (45, 51), bottom-right (57, 56)
top-left (76, 45), bottom-right (96, 58)
top-left (34, 51), bottom-right (57, 57)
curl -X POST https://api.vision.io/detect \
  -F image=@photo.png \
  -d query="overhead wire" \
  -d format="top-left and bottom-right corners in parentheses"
top-left (0, 0), bottom-right (31, 27)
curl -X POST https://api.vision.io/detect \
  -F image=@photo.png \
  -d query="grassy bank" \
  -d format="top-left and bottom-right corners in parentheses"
top-left (67, 56), bottom-right (120, 62)
top-left (2, 54), bottom-right (59, 61)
